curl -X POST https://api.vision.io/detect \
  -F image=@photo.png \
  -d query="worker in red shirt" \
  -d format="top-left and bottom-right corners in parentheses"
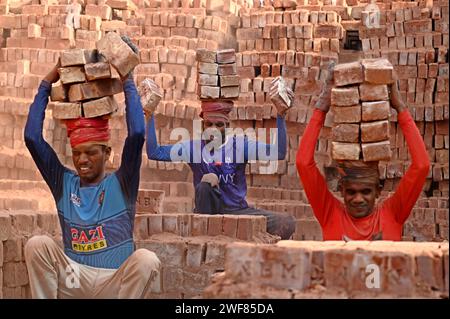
top-left (296, 69), bottom-right (430, 241)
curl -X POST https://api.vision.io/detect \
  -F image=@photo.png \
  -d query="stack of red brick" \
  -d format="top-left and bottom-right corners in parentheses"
top-left (203, 240), bottom-right (449, 298)
top-left (196, 48), bottom-right (239, 99)
top-left (0, 210), bottom-right (61, 299)
top-left (0, 209), bottom-right (277, 299)
top-left (356, 1), bottom-right (449, 196)
top-left (134, 212), bottom-right (277, 298)
top-left (51, 48), bottom-right (121, 119)
top-left (331, 58), bottom-right (394, 162)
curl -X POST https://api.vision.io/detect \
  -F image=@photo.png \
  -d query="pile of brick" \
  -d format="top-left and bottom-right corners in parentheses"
top-left (237, 9), bottom-right (342, 53)
top-left (134, 212), bottom-right (278, 298)
top-left (134, 212), bottom-right (277, 242)
top-left (0, 0), bottom-right (8, 15)
top-left (85, 0), bottom-right (114, 21)
top-left (355, 1), bottom-right (449, 196)
top-left (236, 8), bottom-right (341, 109)
top-left (0, 210), bottom-right (61, 298)
top-left (2, 3), bottom-right (106, 50)
top-left (50, 31), bottom-right (140, 119)
top-left (51, 49), bottom-right (119, 118)
top-left (404, 196), bottom-right (449, 241)
top-left (331, 58), bottom-right (393, 162)
top-left (0, 209), bottom-right (277, 299)
top-left (203, 240), bottom-right (449, 298)
top-left (0, 0), bottom-right (448, 257)
top-left (107, 0), bottom-right (137, 21)
top-left (196, 48), bottom-right (239, 100)
top-left (130, 7), bottom-right (243, 104)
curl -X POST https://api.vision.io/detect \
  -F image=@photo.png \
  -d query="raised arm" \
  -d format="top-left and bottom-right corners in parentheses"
top-left (296, 63), bottom-right (339, 226)
top-left (115, 78), bottom-right (145, 202)
top-left (245, 115), bottom-right (287, 161)
top-left (296, 109), bottom-right (340, 226)
top-left (383, 81), bottom-right (430, 224)
top-left (24, 63), bottom-right (67, 202)
top-left (146, 114), bottom-right (175, 161)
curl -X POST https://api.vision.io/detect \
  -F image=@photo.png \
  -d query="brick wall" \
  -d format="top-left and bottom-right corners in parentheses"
top-left (204, 240), bottom-right (449, 298)
top-left (0, 210), bottom-right (276, 299)
top-left (0, 0), bottom-right (448, 299)
top-left (0, 210), bottom-right (60, 298)
top-left (0, 0), bottom-right (447, 195)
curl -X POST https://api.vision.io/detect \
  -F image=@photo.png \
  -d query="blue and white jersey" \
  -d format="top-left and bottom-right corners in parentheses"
top-left (146, 115), bottom-right (287, 212)
top-left (57, 172), bottom-right (135, 268)
top-left (25, 79), bottom-right (145, 269)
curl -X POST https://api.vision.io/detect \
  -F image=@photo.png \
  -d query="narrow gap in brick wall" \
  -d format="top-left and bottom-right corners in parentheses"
top-left (201, 243), bottom-right (207, 264)
top-left (426, 181), bottom-right (439, 197)
top-left (1, 29), bottom-right (10, 47)
top-left (344, 30), bottom-right (362, 51)
top-left (254, 66), bottom-right (261, 77)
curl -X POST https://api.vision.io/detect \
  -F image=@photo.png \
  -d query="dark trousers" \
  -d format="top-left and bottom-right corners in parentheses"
top-left (194, 182), bottom-right (296, 240)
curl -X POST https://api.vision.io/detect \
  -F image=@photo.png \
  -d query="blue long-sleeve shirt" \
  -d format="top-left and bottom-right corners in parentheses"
top-left (146, 114), bottom-right (287, 211)
top-left (24, 79), bottom-right (145, 269)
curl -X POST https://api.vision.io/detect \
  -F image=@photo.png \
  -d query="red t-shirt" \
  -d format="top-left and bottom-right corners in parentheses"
top-left (296, 109), bottom-right (430, 241)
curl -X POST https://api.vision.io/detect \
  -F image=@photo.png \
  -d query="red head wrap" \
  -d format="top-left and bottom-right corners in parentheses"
top-left (200, 100), bottom-right (233, 122)
top-left (64, 117), bottom-right (110, 148)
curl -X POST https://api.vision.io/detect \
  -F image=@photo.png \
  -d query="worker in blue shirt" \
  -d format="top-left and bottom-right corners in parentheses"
top-left (23, 38), bottom-right (160, 299)
top-left (146, 100), bottom-right (295, 240)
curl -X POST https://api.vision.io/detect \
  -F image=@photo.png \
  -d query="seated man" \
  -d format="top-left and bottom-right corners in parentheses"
top-left (23, 49), bottom-right (160, 298)
top-left (146, 100), bottom-right (295, 239)
top-left (296, 70), bottom-right (430, 241)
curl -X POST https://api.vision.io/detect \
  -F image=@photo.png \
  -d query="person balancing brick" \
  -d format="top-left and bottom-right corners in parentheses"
top-left (330, 58), bottom-right (394, 162)
top-left (50, 32), bottom-right (140, 120)
top-left (196, 48), bottom-right (240, 100)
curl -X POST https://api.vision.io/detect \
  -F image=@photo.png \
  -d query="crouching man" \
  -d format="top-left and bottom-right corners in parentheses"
top-left (23, 50), bottom-right (160, 298)
top-left (146, 99), bottom-right (295, 240)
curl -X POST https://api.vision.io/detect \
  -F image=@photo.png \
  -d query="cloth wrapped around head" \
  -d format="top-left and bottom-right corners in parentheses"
top-left (64, 117), bottom-right (111, 148)
top-left (337, 161), bottom-right (380, 186)
top-left (200, 100), bottom-right (233, 122)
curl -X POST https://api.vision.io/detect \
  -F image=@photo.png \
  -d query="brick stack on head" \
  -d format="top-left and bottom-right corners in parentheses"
top-left (330, 58), bottom-right (394, 162)
top-left (329, 58), bottom-right (395, 184)
top-left (49, 31), bottom-right (139, 148)
top-left (195, 48), bottom-right (240, 120)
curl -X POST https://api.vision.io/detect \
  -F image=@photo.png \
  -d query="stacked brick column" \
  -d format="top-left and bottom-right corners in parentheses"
top-left (330, 58), bottom-right (393, 162)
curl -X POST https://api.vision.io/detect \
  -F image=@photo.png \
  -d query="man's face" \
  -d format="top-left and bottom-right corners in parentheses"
top-left (341, 180), bottom-right (380, 218)
top-left (203, 119), bottom-right (229, 141)
top-left (72, 144), bottom-right (111, 185)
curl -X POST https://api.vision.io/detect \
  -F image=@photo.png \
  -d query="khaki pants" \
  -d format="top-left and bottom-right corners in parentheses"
top-left (24, 235), bottom-right (161, 299)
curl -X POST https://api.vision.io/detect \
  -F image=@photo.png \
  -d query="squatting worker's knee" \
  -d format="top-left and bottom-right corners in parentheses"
top-left (24, 235), bottom-right (56, 258)
top-left (130, 249), bottom-right (161, 276)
